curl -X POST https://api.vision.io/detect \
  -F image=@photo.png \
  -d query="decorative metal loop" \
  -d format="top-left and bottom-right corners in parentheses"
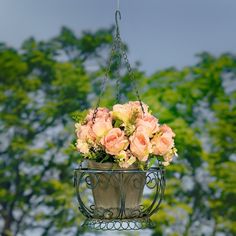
top-left (115, 10), bottom-right (121, 37)
top-left (82, 218), bottom-right (156, 231)
top-left (146, 172), bottom-right (158, 189)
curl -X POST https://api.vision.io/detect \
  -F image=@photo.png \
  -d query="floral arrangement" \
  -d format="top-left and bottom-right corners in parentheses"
top-left (74, 101), bottom-right (177, 169)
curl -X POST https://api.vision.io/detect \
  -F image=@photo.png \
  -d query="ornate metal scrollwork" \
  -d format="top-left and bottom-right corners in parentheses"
top-left (74, 167), bottom-right (165, 231)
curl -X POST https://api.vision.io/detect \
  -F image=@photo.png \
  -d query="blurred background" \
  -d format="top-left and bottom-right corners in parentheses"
top-left (0, 0), bottom-right (235, 236)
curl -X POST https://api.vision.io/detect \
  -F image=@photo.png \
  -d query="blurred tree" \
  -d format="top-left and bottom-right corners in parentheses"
top-left (142, 53), bottom-right (236, 236)
top-left (0, 25), bottom-right (235, 236)
top-left (0, 27), bottom-right (113, 236)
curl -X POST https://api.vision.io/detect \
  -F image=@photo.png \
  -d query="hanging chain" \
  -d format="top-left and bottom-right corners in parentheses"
top-left (92, 10), bottom-right (144, 122)
top-left (119, 39), bottom-right (145, 114)
top-left (115, 62), bottom-right (121, 102)
top-left (92, 33), bottom-right (120, 122)
top-left (115, 31), bottom-right (122, 103)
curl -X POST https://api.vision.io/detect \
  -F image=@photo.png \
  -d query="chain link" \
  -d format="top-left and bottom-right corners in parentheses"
top-left (115, 36), bottom-right (122, 103)
top-left (115, 67), bottom-right (121, 103)
top-left (119, 37), bottom-right (145, 114)
top-left (92, 10), bottom-right (144, 123)
top-left (92, 35), bottom-right (120, 122)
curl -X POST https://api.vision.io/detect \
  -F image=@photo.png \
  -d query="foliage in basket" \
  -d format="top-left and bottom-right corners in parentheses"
top-left (74, 101), bottom-right (177, 169)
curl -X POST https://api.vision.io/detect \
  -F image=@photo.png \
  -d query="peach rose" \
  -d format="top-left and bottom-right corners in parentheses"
top-left (101, 128), bottom-right (129, 155)
top-left (151, 132), bottom-right (174, 156)
top-left (129, 131), bottom-right (152, 162)
top-left (111, 103), bottom-right (132, 124)
top-left (86, 107), bottom-right (111, 123)
top-left (136, 114), bottom-right (159, 137)
top-left (92, 119), bottom-right (112, 138)
top-left (162, 148), bottom-right (177, 166)
top-left (76, 139), bottom-right (89, 154)
top-left (159, 124), bottom-right (175, 137)
top-left (117, 151), bottom-right (137, 169)
top-left (75, 123), bottom-right (96, 142)
top-left (128, 101), bottom-right (149, 117)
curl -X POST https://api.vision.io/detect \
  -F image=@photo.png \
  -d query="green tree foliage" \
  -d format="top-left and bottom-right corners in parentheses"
top-left (143, 53), bottom-right (236, 236)
top-left (0, 26), bottom-right (235, 236)
top-left (0, 26), bottom-right (113, 236)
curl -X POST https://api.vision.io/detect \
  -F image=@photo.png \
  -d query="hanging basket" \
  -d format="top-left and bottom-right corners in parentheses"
top-left (73, 7), bottom-right (177, 231)
top-left (74, 162), bottom-right (165, 230)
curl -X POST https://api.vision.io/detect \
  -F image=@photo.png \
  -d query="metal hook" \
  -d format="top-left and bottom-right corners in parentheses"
top-left (115, 10), bottom-right (121, 35)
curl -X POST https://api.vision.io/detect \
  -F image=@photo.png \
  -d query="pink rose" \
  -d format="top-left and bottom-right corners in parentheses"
top-left (136, 114), bottom-right (159, 137)
top-left (151, 133), bottom-right (174, 156)
top-left (162, 148), bottom-right (177, 166)
top-left (128, 101), bottom-right (149, 117)
top-left (159, 124), bottom-right (175, 137)
top-left (101, 128), bottom-right (129, 155)
top-left (92, 118), bottom-right (112, 138)
top-left (75, 123), bottom-right (96, 142)
top-left (151, 124), bottom-right (175, 156)
top-left (76, 139), bottom-right (89, 154)
top-left (112, 103), bottom-right (132, 124)
top-left (85, 108), bottom-right (112, 139)
top-left (129, 131), bottom-right (152, 162)
top-left (86, 107), bottom-right (111, 123)
top-left (117, 151), bottom-right (136, 169)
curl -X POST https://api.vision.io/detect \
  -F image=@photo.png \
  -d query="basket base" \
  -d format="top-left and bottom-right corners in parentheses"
top-left (82, 217), bottom-right (156, 231)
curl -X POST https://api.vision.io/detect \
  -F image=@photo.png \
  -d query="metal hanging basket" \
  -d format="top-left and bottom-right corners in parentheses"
top-left (74, 9), bottom-right (167, 231)
top-left (74, 164), bottom-right (165, 231)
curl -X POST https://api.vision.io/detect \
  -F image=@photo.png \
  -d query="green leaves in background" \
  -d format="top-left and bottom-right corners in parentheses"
top-left (0, 25), bottom-right (235, 236)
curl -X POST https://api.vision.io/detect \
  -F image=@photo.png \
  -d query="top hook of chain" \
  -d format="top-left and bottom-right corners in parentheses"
top-left (115, 10), bottom-right (121, 36)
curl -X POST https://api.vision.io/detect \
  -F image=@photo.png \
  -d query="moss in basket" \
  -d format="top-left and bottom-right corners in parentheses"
top-left (87, 147), bottom-right (114, 163)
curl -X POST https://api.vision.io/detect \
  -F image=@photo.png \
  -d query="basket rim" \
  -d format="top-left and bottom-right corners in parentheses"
top-left (74, 167), bottom-right (164, 173)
